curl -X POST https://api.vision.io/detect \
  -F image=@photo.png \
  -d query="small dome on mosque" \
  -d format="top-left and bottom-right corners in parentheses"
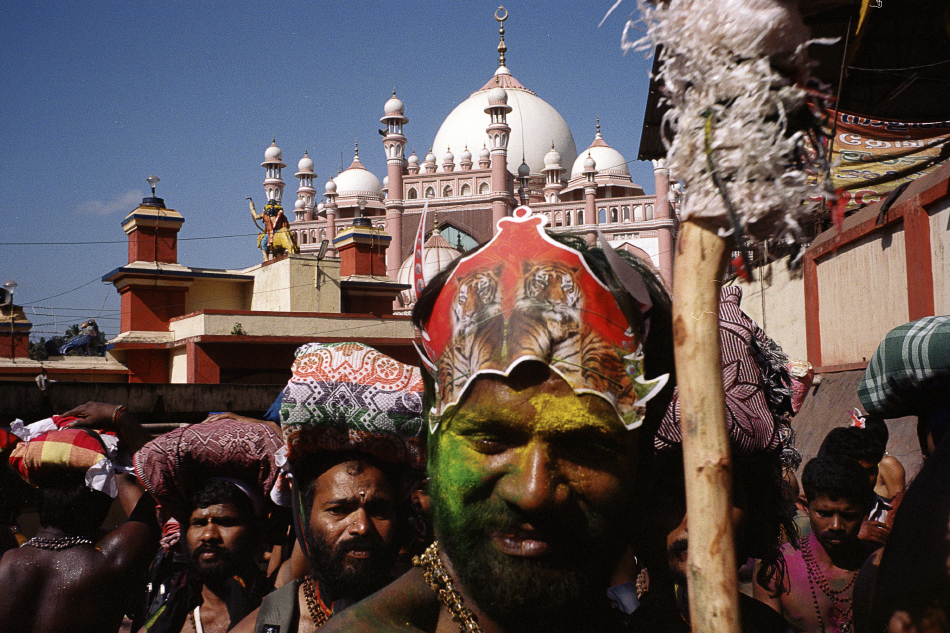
top-left (570, 123), bottom-right (631, 180)
top-left (264, 141), bottom-right (282, 161)
top-left (297, 152), bottom-right (314, 173)
top-left (384, 93), bottom-right (405, 116)
top-left (517, 160), bottom-right (530, 178)
top-left (544, 144), bottom-right (562, 168)
top-left (584, 153), bottom-right (597, 171)
top-left (487, 86), bottom-right (508, 106)
top-left (397, 223), bottom-right (463, 303)
top-left (461, 146), bottom-right (472, 162)
top-left (295, 198), bottom-right (305, 210)
top-left (425, 149), bottom-right (437, 165)
top-left (383, 176), bottom-right (389, 187)
top-left (316, 202), bottom-right (325, 212)
top-left (479, 145), bottom-right (491, 160)
top-left (333, 145), bottom-right (384, 198)
top-left (444, 148), bottom-right (455, 163)
top-left (325, 179), bottom-right (337, 193)
top-left (408, 151), bottom-right (419, 166)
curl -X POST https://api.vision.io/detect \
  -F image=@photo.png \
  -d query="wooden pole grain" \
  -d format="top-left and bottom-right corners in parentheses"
top-left (671, 220), bottom-right (740, 633)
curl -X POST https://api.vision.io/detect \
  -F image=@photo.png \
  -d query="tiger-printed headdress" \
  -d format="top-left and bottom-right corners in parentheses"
top-left (417, 206), bottom-right (668, 433)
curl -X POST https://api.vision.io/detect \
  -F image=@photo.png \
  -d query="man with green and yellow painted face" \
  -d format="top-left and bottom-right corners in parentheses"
top-left (322, 207), bottom-right (677, 633)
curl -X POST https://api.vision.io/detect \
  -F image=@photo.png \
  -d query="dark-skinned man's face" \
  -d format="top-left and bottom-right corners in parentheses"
top-left (186, 503), bottom-right (256, 581)
top-left (304, 460), bottom-right (399, 599)
top-left (429, 366), bottom-right (640, 632)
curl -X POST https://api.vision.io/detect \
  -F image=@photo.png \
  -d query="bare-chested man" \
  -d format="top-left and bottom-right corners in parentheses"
top-left (0, 402), bottom-right (158, 633)
top-left (756, 455), bottom-right (877, 633)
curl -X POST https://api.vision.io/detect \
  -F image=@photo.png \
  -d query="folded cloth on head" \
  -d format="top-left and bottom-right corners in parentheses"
top-left (8, 427), bottom-right (118, 497)
top-left (279, 342), bottom-right (425, 468)
top-left (655, 286), bottom-right (792, 456)
top-left (858, 316), bottom-right (950, 419)
top-left (134, 419), bottom-right (283, 522)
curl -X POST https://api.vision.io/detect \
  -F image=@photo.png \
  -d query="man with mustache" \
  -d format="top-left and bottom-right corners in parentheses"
top-left (321, 208), bottom-right (678, 633)
top-left (755, 455), bottom-right (877, 633)
top-left (134, 418), bottom-right (284, 633)
top-left (233, 342), bottom-right (427, 632)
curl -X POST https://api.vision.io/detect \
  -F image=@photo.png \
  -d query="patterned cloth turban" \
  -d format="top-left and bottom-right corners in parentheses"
top-left (655, 286), bottom-right (793, 456)
top-left (8, 424), bottom-right (118, 497)
top-left (279, 342), bottom-right (426, 468)
top-left (134, 418), bottom-right (283, 522)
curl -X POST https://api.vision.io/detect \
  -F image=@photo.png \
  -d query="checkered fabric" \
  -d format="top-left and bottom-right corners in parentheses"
top-left (858, 316), bottom-right (950, 418)
top-left (279, 342), bottom-right (425, 468)
top-left (134, 419), bottom-right (283, 522)
top-left (655, 286), bottom-right (791, 455)
top-left (8, 428), bottom-right (109, 486)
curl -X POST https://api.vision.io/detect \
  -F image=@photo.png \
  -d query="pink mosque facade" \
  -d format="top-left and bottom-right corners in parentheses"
top-left (257, 12), bottom-right (679, 309)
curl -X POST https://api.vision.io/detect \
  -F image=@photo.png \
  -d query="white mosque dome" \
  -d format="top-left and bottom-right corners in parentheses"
top-left (408, 151), bottom-right (419, 166)
top-left (460, 146), bottom-right (473, 162)
top-left (570, 128), bottom-right (630, 179)
top-left (431, 66), bottom-right (577, 177)
top-left (443, 148), bottom-right (455, 163)
top-left (584, 153), bottom-right (597, 171)
top-left (295, 198), bottom-right (305, 210)
top-left (333, 152), bottom-right (384, 198)
top-left (397, 226), bottom-right (462, 302)
top-left (384, 94), bottom-right (405, 116)
top-left (264, 143), bottom-right (282, 161)
top-left (297, 153), bottom-right (314, 173)
top-left (544, 144), bottom-right (562, 168)
top-left (425, 150), bottom-right (437, 165)
top-left (325, 179), bottom-right (337, 193)
top-left (479, 145), bottom-right (491, 160)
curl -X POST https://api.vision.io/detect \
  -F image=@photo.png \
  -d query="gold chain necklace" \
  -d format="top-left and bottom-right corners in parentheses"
top-left (302, 575), bottom-right (330, 629)
top-left (413, 541), bottom-right (482, 633)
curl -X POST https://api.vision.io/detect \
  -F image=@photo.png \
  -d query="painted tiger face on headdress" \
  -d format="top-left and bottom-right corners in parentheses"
top-left (437, 264), bottom-right (505, 407)
top-left (420, 206), bottom-right (668, 432)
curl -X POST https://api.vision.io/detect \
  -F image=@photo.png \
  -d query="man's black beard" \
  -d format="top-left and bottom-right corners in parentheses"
top-left (304, 528), bottom-right (397, 601)
top-left (433, 493), bottom-right (626, 633)
top-left (189, 543), bottom-right (241, 583)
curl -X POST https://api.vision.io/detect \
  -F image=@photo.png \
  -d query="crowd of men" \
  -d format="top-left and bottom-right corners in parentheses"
top-left (1, 207), bottom-right (948, 633)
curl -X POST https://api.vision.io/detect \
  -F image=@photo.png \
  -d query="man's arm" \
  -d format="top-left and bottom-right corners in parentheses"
top-left (61, 402), bottom-right (160, 580)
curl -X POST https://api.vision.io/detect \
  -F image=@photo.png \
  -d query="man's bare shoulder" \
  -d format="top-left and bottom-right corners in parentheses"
top-left (323, 567), bottom-right (440, 633)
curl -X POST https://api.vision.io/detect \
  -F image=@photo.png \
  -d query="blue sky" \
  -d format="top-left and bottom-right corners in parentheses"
top-left (0, 1), bottom-right (656, 342)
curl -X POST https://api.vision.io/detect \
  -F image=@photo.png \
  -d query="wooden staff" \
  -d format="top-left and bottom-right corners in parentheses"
top-left (672, 219), bottom-right (740, 633)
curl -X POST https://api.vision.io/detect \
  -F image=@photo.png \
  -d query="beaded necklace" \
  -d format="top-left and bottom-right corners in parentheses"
top-left (22, 535), bottom-right (93, 550)
top-left (413, 541), bottom-right (482, 633)
top-left (302, 575), bottom-right (330, 629)
top-left (799, 534), bottom-right (857, 633)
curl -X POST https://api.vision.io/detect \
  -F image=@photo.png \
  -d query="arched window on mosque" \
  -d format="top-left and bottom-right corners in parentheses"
top-left (443, 185), bottom-right (453, 197)
top-left (311, 230), bottom-right (317, 241)
top-left (407, 188), bottom-right (418, 199)
top-left (460, 183), bottom-right (472, 196)
top-left (479, 181), bottom-right (490, 195)
top-left (425, 186), bottom-right (435, 198)
top-left (301, 231), bottom-right (308, 245)
top-left (564, 211), bottom-right (571, 227)
top-left (577, 210), bottom-right (584, 225)
top-left (634, 205), bottom-right (643, 221)
top-left (320, 229), bottom-right (327, 241)
top-left (598, 208), bottom-right (607, 224)
top-left (610, 207), bottom-right (619, 223)
top-left (623, 206), bottom-right (630, 222)
top-left (646, 204), bottom-right (654, 220)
